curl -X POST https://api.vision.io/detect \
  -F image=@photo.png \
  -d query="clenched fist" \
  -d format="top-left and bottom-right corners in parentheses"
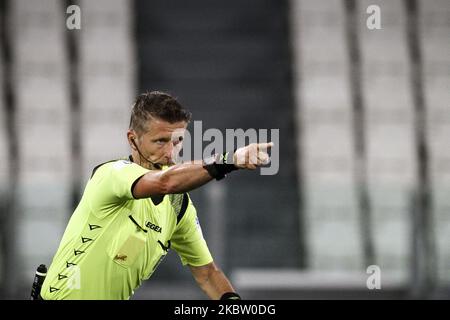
top-left (233, 142), bottom-right (274, 170)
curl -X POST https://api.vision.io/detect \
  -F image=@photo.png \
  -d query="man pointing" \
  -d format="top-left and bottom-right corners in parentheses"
top-left (41, 91), bottom-right (273, 300)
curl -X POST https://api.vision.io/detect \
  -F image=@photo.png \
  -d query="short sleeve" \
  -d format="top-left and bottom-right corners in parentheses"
top-left (87, 160), bottom-right (149, 213)
top-left (171, 198), bottom-right (213, 267)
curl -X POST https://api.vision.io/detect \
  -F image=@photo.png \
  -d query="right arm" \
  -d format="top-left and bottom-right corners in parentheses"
top-left (132, 142), bottom-right (273, 198)
top-left (132, 160), bottom-right (213, 198)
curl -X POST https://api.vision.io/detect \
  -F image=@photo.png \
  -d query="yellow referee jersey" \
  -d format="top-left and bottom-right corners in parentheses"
top-left (41, 158), bottom-right (212, 300)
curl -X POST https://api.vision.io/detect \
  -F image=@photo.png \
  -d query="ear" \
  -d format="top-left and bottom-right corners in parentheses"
top-left (127, 130), bottom-right (137, 150)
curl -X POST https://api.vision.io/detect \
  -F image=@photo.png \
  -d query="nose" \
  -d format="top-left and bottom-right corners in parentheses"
top-left (164, 142), bottom-right (175, 159)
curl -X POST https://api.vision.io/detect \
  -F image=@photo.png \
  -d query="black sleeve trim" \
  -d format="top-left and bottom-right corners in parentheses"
top-left (176, 193), bottom-right (189, 224)
top-left (90, 159), bottom-right (118, 179)
top-left (131, 174), bottom-right (147, 199)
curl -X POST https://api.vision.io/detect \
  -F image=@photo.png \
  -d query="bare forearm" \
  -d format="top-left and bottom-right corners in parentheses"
top-left (161, 160), bottom-right (214, 194)
top-left (133, 142), bottom-right (273, 198)
top-left (133, 160), bottom-right (216, 198)
top-left (163, 142), bottom-right (274, 194)
top-left (196, 268), bottom-right (235, 300)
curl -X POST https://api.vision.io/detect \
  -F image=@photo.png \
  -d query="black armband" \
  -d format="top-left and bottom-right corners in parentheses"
top-left (203, 152), bottom-right (238, 181)
top-left (220, 292), bottom-right (241, 300)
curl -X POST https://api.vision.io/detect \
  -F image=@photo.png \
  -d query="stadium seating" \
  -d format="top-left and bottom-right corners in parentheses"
top-left (292, 0), bottom-right (362, 271)
top-left (420, 0), bottom-right (450, 284)
top-left (78, 0), bottom-right (134, 184)
top-left (11, 0), bottom-right (70, 284)
top-left (0, 13), bottom-right (8, 198)
top-left (359, 0), bottom-right (414, 278)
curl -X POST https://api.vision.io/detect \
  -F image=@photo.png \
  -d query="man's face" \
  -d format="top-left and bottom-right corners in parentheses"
top-left (132, 118), bottom-right (188, 168)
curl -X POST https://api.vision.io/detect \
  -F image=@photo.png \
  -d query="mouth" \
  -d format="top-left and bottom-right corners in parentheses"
top-left (156, 157), bottom-right (175, 167)
top-left (165, 159), bottom-right (176, 166)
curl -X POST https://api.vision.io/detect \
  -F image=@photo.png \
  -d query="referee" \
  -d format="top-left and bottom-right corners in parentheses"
top-left (40, 91), bottom-right (273, 300)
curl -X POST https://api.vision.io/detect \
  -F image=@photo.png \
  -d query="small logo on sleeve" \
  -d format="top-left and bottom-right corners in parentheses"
top-left (113, 160), bottom-right (131, 170)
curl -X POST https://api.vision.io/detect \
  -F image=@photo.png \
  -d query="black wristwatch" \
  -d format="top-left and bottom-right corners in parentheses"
top-left (220, 292), bottom-right (241, 300)
top-left (203, 152), bottom-right (238, 180)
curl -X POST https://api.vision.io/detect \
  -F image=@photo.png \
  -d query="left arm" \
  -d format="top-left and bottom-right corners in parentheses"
top-left (189, 262), bottom-right (237, 300)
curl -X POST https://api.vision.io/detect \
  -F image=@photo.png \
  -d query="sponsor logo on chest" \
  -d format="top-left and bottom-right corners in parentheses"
top-left (146, 221), bottom-right (162, 233)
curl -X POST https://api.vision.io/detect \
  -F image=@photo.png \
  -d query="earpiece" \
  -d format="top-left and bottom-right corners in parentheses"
top-left (130, 137), bottom-right (161, 169)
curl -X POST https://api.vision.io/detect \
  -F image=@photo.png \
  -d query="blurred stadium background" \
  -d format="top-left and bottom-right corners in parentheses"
top-left (0, 0), bottom-right (449, 299)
